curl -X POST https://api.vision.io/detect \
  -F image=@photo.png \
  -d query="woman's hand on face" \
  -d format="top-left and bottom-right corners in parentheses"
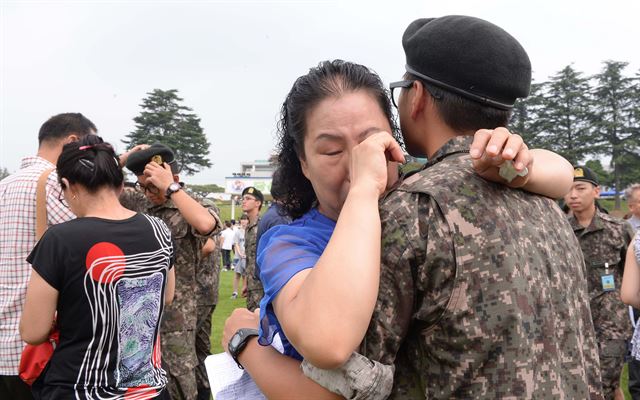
top-left (143, 162), bottom-right (175, 193)
top-left (222, 308), bottom-right (260, 354)
top-left (350, 131), bottom-right (405, 196)
top-left (469, 127), bottom-right (533, 188)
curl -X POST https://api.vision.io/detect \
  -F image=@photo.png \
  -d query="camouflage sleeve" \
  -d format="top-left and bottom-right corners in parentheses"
top-left (190, 203), bottom-right (222, 238)
top-left (301, 353), bottom-right (394, 400)
top-left (303, 191), bottom-right (429, 397)
top-left (363, 190), bottom-right (423, 364)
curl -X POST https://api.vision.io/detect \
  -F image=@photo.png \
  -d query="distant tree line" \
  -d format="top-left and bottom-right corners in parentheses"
top-left (510, 60), bottom-right (640, 208)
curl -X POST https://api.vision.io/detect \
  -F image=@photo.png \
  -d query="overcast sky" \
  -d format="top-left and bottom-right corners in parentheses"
top-left (1, 0), bottom-right (639, 184)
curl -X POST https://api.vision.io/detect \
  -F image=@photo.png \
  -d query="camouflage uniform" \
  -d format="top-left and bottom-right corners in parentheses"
top-left (147, 199), bottom-right (220, 400)
top-left (305, 136), bottom-right (603, 399)
top-left (568, 210), bottom-right (634, 399)
top-left (195, 201), bottom-right (221, 400)
top-left (118, 187), bottom-right (150, 213)
top-left (244, 216), bottom-right (263, 312)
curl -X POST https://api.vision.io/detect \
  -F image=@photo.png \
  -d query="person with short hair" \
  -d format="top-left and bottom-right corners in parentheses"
top-left (241, 186), bottom-right (264, 311)
top-left (255, 169), bottom-right (292, 281)
top-left (0, 113), bottom-right (96, 399)
top-left (20, 135), bottom-right (175, 399)
top-left (565, 166), bottom-right (635, 399)
top-left (231, 214), bottom-right (249, 299)
top-left (220, 221), bottom-right (235, 271)
top-left (626, 183), bottom-right (640, 231)
top-left (125, 143), bottom-right (220, 400)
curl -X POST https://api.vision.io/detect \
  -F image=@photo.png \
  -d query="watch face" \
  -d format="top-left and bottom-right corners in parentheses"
top-left (230, 334), bottom-right (242, 350)
top-left (169, 182), bottom-right (181, 191)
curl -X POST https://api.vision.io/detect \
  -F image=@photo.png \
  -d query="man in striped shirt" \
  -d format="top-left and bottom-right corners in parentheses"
top-left (0, 113), bottom-right (96, 399)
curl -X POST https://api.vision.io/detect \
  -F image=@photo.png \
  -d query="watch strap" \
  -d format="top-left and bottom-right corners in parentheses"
top-left (165, 182), bottom-right (182, 199)
top-left (229, 328), bottom-right (259, 369)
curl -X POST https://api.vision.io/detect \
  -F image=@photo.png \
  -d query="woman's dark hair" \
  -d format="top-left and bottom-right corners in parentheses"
top-left (274, 60), bottom-right (401, 219)
top-left (57, 135), bottom-right (124, 193)
top-left (407, 73), bottom-right (511, 133)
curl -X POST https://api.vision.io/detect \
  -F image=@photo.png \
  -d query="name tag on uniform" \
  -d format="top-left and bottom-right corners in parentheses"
top-left (601, 274), bottom-right (615, 291)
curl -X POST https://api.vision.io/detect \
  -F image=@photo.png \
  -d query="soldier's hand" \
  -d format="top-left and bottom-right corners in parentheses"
top-left (350, 131), bottom-right (405, 197)
top-left (470, 128), bottom-right (532, 188)
top-left (118, 144), bottom-right (150, 167)
top-left (143, 161), bottom-right (175, 193)
top-left (222, 308), bottom-right (260, 354)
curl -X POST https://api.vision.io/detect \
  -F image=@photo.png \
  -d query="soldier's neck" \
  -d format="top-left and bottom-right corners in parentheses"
top-left (574, 205), bottom-right (596, 228)
top-left (247, 209), bottom-right (259, 224)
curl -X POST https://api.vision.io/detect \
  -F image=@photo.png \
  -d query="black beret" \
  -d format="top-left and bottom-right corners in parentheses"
top-left (402, 15), bottom-right (531, 110)
top-left (573, 166), bottom-right (599, 186)
top-left (241, 186), bottom-right (264, 203)
top-left (125, 143), bottom-right (179, 176)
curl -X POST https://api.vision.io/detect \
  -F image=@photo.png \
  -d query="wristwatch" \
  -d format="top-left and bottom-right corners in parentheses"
top-left (228, 328), bottom-right (259, 369)
top-left (165, 182), bottom-right (182, 199)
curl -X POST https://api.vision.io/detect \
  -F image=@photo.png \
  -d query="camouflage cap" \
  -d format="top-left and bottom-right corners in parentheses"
top-left (241, 186), bottom-right (264, 203)
top-left (125, 143), bottom-right (179, 175)
top-left (573, 166), bottom-right (599, 186)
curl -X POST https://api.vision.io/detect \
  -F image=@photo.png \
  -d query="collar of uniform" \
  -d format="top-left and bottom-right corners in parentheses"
top-left (148, 199), bottom-right (177, 211)
top-left (248, 216), bottom-right (261, 230)
top-left (424, 135), bottom-right (472, 169)
top-left (568, 208), bottom-right (605, 234)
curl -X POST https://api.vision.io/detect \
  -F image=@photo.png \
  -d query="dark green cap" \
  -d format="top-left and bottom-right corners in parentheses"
top-left (125, 143), bottom-right (179, 176)
top-left (573, 166), bottom-right (599, 186)
top-left (402, 15), bottom-right (531, 110)
top-left (241, 186), bottom-right (264, 203)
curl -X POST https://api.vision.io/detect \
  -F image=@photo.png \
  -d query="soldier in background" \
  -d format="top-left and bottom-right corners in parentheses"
top-left (119, 181), bottom-right (149, 212)
top-left (125, 144), bottom-right (221, 400)
top-left (241, 186), bottom-right (263, 312)
top-left (195, 199), bottom-right (222, 400)
top-left (564, 166), bottom-right (635, 399)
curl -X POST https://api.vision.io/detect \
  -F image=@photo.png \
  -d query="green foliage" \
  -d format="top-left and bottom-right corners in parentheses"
top-left (584, 159), bottom-right (613, 187)
top-left (123, 89), bottom-right (211, 175)
top-left (210, 259), bottom-right (247, 354)
top-left (511, 61), bottom-right (639, 209)
top-left (510, 81), bottom-right (546, 148)
top-left (591, 61), bottom-right (640, 208)
top-left (189, 184), bottom-right (225, 194)
top-left (537, 66), bottom-right (597, 164)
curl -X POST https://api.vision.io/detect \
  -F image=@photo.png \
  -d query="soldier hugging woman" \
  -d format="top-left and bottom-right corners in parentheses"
top-left (220, 14), bottom-right (604, 400)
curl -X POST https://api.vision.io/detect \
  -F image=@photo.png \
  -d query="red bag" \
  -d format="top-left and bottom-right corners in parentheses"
top-left (19, 169), bottom-right (59, 386)
top-left (19, 327), bottom-right (59, 385)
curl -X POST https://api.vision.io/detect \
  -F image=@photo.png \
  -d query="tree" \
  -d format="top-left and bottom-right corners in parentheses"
top-left (590, 61), bottom-right (640, 208)
top-left (123, 89), bottom-right (211, 175)
top-left (584, 159), bottom-right (612, 187)
top-left (533, 65), bottom-right (596, 164)
top-left (510, 82), bottom-right (546, 148)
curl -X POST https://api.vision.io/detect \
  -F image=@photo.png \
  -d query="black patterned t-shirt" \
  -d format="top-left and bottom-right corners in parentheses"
top-left (27, 213), bottom-right (174, 400)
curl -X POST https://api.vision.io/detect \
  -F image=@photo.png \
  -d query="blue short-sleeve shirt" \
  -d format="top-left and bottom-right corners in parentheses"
top-left (257, 208), bottom-right (335, 360)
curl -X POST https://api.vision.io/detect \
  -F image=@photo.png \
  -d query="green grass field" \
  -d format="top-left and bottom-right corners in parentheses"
top-left (210, 261), bottom-right (246, 354)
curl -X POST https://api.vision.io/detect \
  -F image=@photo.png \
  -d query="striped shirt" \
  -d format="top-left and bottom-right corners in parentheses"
top-left (0, 156), bottom-right (75, 374)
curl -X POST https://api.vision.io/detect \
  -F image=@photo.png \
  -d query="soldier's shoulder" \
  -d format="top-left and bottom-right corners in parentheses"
top-left (600, 212), bottom-right (631, 228)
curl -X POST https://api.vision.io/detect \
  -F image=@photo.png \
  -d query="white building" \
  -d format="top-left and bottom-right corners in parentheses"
top-left (225, 159), bottom-right (275, 195)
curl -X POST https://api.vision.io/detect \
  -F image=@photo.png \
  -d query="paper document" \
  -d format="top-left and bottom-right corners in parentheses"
top-left (206, 334), bottom-right (284, 400)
